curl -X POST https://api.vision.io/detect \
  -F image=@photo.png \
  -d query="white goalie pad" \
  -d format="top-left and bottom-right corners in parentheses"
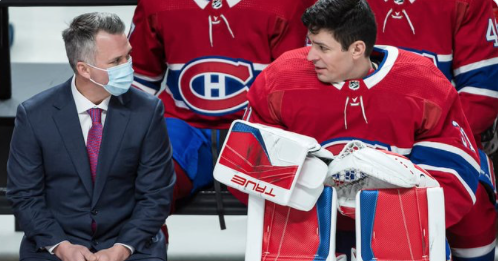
top-left (325, 140), bottom-right (439, 217)
top-left (214, 120), bottom-right (334, 211)
top-left (354, 187), bottom-right (445, 261)
top-left (246, 187), bottom-right (338, 261)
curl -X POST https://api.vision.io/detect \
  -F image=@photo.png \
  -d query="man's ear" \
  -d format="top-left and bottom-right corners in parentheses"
top-left (350, 40), bottom-right (366, 60)
top-left (76, 61), bottom-right (91, 79)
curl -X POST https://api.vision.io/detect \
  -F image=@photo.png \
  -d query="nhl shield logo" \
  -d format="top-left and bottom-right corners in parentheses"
top-left (349, 80), bottom-right (360, 90)
top-left (212, 0), bottom-right (222, 9)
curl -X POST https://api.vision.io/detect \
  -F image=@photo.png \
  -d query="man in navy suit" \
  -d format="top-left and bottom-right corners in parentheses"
top-left (6, 12), bottom-right (175, 261)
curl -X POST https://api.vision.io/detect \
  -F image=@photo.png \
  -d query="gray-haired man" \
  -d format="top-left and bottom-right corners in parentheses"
top-left (7, 12), bottom-right (175, 261)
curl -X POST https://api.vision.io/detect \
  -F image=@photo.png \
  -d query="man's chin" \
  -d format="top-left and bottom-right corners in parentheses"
top-left (316, 74), bottom-right (330, 84)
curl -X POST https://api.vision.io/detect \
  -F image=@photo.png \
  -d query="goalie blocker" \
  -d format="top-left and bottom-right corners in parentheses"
top-left (213, 120), bottom-right (334, 211)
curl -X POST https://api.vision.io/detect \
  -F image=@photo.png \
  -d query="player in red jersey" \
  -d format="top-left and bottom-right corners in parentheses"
top-left (367, 0), bottom-right (498, 146)
top-left (128, 0), bottom-right (314, 217)
top-left (234, 0), bottom-right (482, 259)
top-left (365, 0), bottom-right (498, 259)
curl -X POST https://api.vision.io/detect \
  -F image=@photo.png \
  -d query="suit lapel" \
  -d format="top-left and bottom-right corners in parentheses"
top-left (52, 79), bottom-right (93, 197)
top-left (92, 94), bottom-right (131, 206)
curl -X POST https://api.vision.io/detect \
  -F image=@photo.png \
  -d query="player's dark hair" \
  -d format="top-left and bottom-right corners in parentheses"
top-left (302, 0), bottom-right (377, 57)
top-left (62, 12), bottom-right (125, 72)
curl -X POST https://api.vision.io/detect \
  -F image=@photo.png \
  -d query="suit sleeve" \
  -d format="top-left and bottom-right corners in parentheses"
top-left (7, 103), bottom-right (67, 248)
top-left (410, 88), bottom-right (481, 228)
top-left (129, 0), bottom-right (167, 95)
top-left (116, 99), bottom-right (176, 252)
top-left (453, 0), bottom-right (498, 142)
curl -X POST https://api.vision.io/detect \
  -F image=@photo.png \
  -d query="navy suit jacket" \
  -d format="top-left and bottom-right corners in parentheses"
top-left (7, 78), bottom-right (175, 260)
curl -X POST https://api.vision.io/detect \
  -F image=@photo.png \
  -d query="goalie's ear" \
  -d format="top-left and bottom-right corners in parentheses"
top-left (349, 40), bottom-right (367, 60)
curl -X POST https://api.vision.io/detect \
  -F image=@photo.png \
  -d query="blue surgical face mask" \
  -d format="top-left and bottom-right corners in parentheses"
top-left (87, 57), bottom-right (134, 96)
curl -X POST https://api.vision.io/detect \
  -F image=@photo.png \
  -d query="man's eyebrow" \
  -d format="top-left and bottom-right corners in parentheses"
top-left (108, 48), bottom-right (132, 63)
top-left (311, 40), bottom-right (329, 47)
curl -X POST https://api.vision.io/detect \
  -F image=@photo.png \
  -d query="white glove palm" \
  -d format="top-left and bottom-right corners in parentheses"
top-left (325, 140), bottom-right (439, 217)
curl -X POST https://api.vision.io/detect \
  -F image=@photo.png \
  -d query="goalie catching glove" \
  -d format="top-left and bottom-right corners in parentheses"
top-left (214, 120), bottom-right (334, 211)
top-left (325, 140), bottom-right (440, 218)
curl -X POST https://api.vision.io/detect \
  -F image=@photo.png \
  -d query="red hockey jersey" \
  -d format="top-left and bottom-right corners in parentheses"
top-left (368, 0), bottom-right (498, 143)
top-left (129, 0), bottom-right (313, 129)
top-left (245, 46), bottom-right (480, 228)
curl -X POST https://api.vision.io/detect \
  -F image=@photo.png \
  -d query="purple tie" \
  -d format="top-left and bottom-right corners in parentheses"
top-left (87, 108), bottom-right (103, 183)
top-left (87, 108), bottom-right (102, 233)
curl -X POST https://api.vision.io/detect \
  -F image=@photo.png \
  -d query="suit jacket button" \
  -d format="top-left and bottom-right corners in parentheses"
top-left (91, 209), bottom-right (98, 215)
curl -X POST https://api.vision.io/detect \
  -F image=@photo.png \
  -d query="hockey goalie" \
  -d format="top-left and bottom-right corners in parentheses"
top-left (214, 120), bottom-right (446, 261)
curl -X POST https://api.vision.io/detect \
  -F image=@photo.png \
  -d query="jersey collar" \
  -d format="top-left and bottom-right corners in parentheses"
top-left (331, 45), bottom-right (398, 90)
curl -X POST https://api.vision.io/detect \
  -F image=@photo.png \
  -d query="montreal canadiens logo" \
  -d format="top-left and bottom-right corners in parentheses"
top-left (178, 57), bottom-right (254, 116)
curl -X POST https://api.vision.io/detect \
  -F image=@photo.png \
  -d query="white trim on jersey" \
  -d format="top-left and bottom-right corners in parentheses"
top-left (252, 63), bottom-right (269, 71)
top-left (167, 62), bottom-right (268, 71)
top-left (330, 46), bottom-right (399, 90)
top-left (331, 81), bottom-right (345, 90)
top-left (193, 0), bottom-right (210, 9)
top-left (226, 0), bottom-right (242, 8)
top-left (454, 57), bottom-right (498, 76)
top-left (458, 86), bottom-right (498, 99)
top-left (134, 72), bottom-right (164, 82)
top-left (364, 45), bottom-right (398, 89)
top-left (390, 146), bottom-right (412, 156)
top-left (168, 63), bottom-right (184, 70)
top-left (414, 141), bottom-right (480, 172)
top-left (162, 85), bottom-right (190, 109)
top-left (437, 53), bottom-right (453, 62)
top-left (417, 164), bottom-right (476, 204)
top-left (193, 0), bottom-right (242, 9)
top-left (451, 239), bottom-right (496, 258)
top-left (132, 81), bottom-right (157, 95)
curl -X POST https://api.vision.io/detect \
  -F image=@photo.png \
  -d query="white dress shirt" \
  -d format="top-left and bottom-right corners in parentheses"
top-left (71, 76), bottom-right (110, 145)
top-left (46, 76), bottom-right (133, 255)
